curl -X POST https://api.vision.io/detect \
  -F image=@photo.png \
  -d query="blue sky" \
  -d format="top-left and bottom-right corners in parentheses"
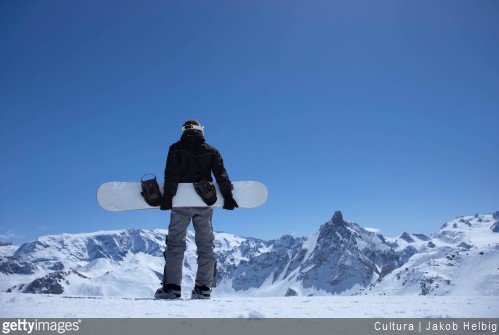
top-left (1, 0), bottom-right (498, 243)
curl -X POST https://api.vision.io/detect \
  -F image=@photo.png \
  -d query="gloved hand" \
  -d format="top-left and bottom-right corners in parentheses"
top-left (223, 196), bottom-right (238, 210)
top-left (160, 195), bottom-right (173, 211)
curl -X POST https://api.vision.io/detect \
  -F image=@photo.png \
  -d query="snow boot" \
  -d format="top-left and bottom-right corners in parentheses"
top-left (191, 285), bottom-right (211, 300)
top-left (155, 284), bottom-right (181, 300)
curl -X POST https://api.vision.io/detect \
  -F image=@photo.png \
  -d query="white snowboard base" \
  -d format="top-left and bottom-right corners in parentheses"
top-left (97, 181), bottom-right (268, 212)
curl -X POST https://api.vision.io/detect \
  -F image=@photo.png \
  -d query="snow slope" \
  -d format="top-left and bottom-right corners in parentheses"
top-left (362, 214), bottom-right (499, 296)
top-left (1, 293), bottom-right (497, 318)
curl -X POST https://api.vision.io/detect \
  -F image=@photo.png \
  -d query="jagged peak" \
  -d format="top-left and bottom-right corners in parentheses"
top-left (331, 211), bottom-right (344, 225)
top-left (412, 233), bottom-right (430, 241)
top-left (316, 211), bottom-right (387, 254)
top-left (399, 232), bottom-right (415, 243)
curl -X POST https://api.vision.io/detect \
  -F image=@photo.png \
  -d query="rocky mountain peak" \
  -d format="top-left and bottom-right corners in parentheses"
top-left (331, 211), bottom-right (344, 225)
top-left (400, 232), bottom-right (415, 243)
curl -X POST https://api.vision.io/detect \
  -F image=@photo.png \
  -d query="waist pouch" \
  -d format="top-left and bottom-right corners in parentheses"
top-left (140, 174), bottom-right (162, 207)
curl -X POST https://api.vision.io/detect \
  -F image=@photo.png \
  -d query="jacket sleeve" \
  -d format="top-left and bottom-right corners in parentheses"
top-left (211, 149), bottom-right (233, 198)
top-left (163, 145), bottom-right (180, 198)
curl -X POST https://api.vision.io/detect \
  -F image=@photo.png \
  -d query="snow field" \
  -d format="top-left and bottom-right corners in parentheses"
top-left (1, 293), bottom-right (497, 318)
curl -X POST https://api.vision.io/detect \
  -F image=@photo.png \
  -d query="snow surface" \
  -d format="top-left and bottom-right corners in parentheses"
top-left (0, 293), bottom-right (497, 318)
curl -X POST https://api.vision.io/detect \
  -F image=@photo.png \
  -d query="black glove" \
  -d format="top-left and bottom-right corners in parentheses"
top-left (223, 196), bottom-right (238, 210)
top-left (160, 195), bottom-right (172, 211)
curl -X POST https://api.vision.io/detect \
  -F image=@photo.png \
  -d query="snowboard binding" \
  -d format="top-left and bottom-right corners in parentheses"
top-left (193, 175), bottom-right (217, 206)
top-left (140, 173), bottom-right (162, 207)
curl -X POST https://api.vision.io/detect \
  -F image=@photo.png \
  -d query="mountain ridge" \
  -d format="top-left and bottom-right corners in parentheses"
top-left (1, 211), bottom-right (498, 297)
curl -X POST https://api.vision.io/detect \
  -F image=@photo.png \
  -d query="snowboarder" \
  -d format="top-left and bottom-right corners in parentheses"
top-left (155, 119), bottom-right (238, 300)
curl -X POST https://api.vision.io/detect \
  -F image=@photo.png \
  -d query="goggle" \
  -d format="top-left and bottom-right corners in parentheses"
top-left (181, 124), bottom-right (205, 133)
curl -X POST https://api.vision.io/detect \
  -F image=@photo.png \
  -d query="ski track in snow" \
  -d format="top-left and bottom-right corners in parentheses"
top-left (0, 293), bottom-right (497, 318)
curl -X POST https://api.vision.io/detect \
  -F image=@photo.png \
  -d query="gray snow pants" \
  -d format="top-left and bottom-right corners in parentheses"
top-left (163, 207), bottom-right (216, 288)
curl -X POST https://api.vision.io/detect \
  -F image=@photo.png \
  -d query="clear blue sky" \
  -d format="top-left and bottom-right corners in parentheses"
top-left (1, 0), bottom-right (498, 244)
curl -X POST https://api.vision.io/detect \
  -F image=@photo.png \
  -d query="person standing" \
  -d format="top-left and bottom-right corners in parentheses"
top-left (155, 120), bottom-right (238, 300)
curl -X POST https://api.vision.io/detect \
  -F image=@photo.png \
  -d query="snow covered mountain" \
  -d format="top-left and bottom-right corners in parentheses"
top-left (360, 212), bottom-right (499, 296)
top-left (1, 211), bottom-right (498, 298)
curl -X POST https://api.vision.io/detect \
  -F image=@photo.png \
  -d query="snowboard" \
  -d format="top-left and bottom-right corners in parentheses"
top-left (97, 181), bottom-right (268, 212)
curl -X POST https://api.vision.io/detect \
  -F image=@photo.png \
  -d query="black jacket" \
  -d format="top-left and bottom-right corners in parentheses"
top-left (163, 130), bottom-right (233, 200)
